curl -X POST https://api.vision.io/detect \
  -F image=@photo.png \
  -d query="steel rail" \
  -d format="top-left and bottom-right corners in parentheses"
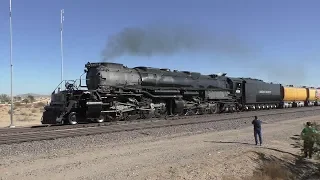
top-left (1, 106), bottom-right (320, 136)
top-left (0, 107), bottom-right (319, 145)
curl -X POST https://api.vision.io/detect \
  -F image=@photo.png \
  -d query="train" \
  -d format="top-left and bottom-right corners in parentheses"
top-left (41, 62), bottom-right (320, 125)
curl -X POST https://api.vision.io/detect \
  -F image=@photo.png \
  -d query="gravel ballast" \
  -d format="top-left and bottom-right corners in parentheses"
top-left (1, 109), bottom-right (320, 180)
top-left (0, 108), bottom-right (319, 161)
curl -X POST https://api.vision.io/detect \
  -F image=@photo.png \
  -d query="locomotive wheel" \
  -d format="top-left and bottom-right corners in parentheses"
top-left (96, 115), bottom-right (105, 123)
top-left (128, 114), bottom-right (139, 121)
top-left (154, 106), bottom-right (167, 118)
top-left (140, 110), bottom-right (153, 119)
top-left (184, 109), bottom-right (195, 116)
top-left (121, 112), bottom-right (130, 121)
top-left (56, 117), bottom-right (65, 125)
top-left (68, 112), bottom-right (78, 125)
top-left (208, 106), bottom-right (215, 114)
top-left (214, 103), bottom-right (221, 114)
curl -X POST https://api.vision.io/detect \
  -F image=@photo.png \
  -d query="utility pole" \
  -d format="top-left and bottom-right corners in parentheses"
top-left (60, 9), bottom-right (64, 89)
top-left (9, 0), bottom-right (15, 128)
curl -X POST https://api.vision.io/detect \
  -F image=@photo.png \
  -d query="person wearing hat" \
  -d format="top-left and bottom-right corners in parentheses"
top-left (301, 122), bottom-right (318, 158)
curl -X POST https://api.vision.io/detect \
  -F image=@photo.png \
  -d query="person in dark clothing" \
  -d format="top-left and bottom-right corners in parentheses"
top-left (252, 116), bottom-right (262, 145)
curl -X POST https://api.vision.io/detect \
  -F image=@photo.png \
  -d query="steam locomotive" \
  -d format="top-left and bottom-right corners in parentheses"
top-left (41, 62), bottom-right (320, 125)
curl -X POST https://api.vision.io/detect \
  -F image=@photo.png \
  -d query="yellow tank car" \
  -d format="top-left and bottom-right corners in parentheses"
top-left (308, 88), bottom-right (317, 101)
top-left (317, 89), bottom-right (320, 100)
top-left (282, 86), bottom-right (307, 103)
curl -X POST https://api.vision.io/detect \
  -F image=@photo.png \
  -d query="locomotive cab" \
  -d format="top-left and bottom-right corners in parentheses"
top-left (41, 79), bottom-right (103, 125)
top-left (42, 89), bottom-right (70, 125)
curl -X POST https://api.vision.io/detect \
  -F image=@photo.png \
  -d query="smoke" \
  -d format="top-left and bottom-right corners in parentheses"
top-left (101, 24), bottom-right (254, 61)
top-left (255, 61), bottom-right (306, 86)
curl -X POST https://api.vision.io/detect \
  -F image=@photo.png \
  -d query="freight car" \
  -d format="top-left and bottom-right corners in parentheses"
top-left (281, 86), bottom-right (320, 108)
top-left (307, 87), bottom-right (320, 106)
top-left (41, 62), bottom-right (318, 125)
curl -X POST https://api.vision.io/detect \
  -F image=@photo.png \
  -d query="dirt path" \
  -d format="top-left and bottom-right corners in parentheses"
top-left (1, 115), bottom-right (320, 180)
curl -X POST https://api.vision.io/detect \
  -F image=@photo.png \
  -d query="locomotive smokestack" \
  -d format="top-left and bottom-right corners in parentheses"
top-left (101, 24), bottom-right (252, 61)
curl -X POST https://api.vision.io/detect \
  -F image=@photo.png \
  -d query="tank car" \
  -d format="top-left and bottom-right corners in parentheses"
top-left (281, 86), bottom-right (308, 108)
top-left (41, 62), bottom-right (242, 125)
top-left (317, 88), bottom-right (320, 105)
top-left (307, 87), bottom-right (320, 106)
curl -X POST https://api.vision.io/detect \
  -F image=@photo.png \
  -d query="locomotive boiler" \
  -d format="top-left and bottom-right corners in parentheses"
top-left (42, 62), bottom-right (245, 125)
top-left (85, 62), bottom-right (240, 117)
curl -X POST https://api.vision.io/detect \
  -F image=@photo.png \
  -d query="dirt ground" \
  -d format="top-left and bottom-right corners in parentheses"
top-left (1, 115), bottom-right (320, 180)
top-left (0, 97), bottom-right (49, 127)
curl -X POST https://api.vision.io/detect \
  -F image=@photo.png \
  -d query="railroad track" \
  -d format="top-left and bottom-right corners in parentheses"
top-left (0, 106), bottom-right (320, 145)
top-left (1, 106), bottom-right (320, 135)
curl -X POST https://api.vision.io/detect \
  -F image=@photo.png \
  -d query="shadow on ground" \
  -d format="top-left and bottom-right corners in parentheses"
top-left (290, 134), bottom-right (303, 150)
top-left (205, 139), bottom-right (320, 180)
top-left (204, 140), bottom-right (299, 157)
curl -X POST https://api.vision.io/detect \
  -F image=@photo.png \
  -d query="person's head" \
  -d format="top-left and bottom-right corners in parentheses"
top-left (306, 122), bottom-right (311, 127)
top-left (254, 116), bottom-right (257, 120)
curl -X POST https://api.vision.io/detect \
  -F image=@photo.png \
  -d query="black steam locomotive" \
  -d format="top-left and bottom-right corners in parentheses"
top-left (41, 62), bottom-right (282, 125)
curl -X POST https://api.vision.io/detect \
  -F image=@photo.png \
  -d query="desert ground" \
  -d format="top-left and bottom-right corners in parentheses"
top-left (1, 114), bottom-right (320, 180)
top-left (0, 97), bottom-right (50, 127)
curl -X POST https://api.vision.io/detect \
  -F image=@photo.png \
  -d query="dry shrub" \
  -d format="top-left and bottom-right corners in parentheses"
top-left (249, 161), bottom-right (293, 180)
top-left (25, 104), bottom-right (32, 108)
top-left (14, 102), bottom-right (22, 107)
top-left (7, 108), bottom-right (17, 114)
top-left (34, 102), bottom-right (46, 108)
top-left (17, 116), bottom-right (33, 122)
top-left (31, 109), bottom-right (37, 113)
top-left (20, 112), bottom-right (28, 116)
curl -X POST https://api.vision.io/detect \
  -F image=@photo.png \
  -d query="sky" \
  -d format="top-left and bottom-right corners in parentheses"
top-left (0, 0), bottom-right (319, 95)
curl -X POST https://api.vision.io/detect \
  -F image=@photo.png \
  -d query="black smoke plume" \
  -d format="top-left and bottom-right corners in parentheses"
top-left (101, 24), bottom-right (253, 61)
top-left (253, 60), bottom-right (307, 86)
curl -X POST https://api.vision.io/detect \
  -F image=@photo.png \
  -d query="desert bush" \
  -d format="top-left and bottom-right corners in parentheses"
top-left (17, 116), bottom-right (33, 122)
top-left (27, 95), bottom-right (35, 103)
top-left (249, 161), bottom-right (293, 180)
top-left (34, 102), bottom-right (46, 108)
top-left (7, 106), bottom-right (17, 114)
top-left (14, 102), bottom-right (22, 107)
top-left (223, 160), bottom-right (294, 180)
top-left (14, 96), bottom-right (22, 101)
top-left (0, 94), bottom-right (10, 103)
top-left (31, 109), bottom-right (37, 113)
top-left (20, 112), bottom-right (28, 116)
top-left (22, 98), bottom-right (30, 104)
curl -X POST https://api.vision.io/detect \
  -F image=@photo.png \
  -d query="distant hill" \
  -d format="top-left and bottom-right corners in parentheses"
top-left (16, 93), bottom-right (50, 98)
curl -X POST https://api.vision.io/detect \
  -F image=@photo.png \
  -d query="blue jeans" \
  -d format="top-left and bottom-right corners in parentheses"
top-left (254, 129), bottom-right (262, 145)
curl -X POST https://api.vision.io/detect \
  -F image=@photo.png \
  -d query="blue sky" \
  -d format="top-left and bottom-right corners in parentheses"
top-left (0, 0), bottom-right (319, 95)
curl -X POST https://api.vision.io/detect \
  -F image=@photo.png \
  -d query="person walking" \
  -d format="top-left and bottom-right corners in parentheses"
top-left (252, 116), bottom-right (262, 145)
top-left (301, 122), bottom-right (318, 159)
